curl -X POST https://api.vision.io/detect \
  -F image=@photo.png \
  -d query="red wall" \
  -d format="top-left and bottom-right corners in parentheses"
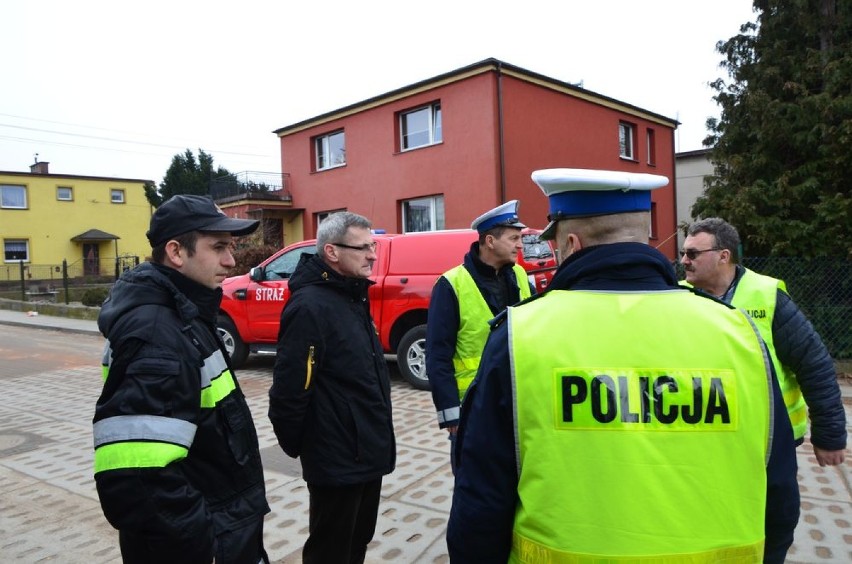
top-left (500, 75), bottom-right (677, 257)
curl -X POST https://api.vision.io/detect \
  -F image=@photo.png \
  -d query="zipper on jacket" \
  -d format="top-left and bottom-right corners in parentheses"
top-left (304, 345), bottom-right (315, 390)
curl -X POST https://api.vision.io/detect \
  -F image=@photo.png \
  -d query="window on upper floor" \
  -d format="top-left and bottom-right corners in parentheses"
top-left (315, 130), bottom-right (346, 171)
top-left (646, 128), bottom-right (656, 166)
top-left (401, 195), bottom-right (444, 233)
top-left (4, 239), bottom-right (29, 263)
top-left (1, 184), bottom-right (27, 209)
top-left (111, 189), bottom-right (125, 204)
top-left (619, 121), bottom-right (636, 160)
top-left (57, 186), bottom-right (73, 201)
top-left (400, 102), bottom-right (442, 151)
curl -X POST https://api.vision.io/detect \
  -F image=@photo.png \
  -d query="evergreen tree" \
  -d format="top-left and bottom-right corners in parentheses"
top-left (695, 0), bottom-right (851, 258)
top-left (145, 149), bottom-right (236, 207)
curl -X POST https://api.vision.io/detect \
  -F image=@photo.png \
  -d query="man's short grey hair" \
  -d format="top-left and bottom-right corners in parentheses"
top-left (316, 212), bottom-right (373, 255)
top-left (687, 218), bottom-right (741, 263)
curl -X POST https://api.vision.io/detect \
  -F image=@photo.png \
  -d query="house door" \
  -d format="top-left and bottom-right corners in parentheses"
top-left (83, 244), bottom-right (100, 276)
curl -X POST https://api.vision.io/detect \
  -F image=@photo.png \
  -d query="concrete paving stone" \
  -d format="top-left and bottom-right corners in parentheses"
top-left (797, 447), bottom-right (852, 504)
top-left (393, 465), bottom-right (454, 516)
top-left (1, 469), bottom-right (119, 563)
top-left (264, 477), bottom-right (311, 562)
top-left (0, 407), bottom-right (54, 433)
top-left (367, 499), bottom-right (449, 562)
top-left (787, 496), bottom-right (852, 562)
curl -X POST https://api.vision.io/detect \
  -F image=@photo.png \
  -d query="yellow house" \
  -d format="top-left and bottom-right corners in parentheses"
top-left (0, 162), bottom-right (153, 282)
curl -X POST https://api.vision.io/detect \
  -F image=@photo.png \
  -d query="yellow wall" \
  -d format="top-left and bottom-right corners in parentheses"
top-left (1, 172), bottom-right (152, 280)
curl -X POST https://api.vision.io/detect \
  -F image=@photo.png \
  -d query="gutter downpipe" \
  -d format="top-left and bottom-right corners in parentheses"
top-left (496, 62), bottom-right (507, 203)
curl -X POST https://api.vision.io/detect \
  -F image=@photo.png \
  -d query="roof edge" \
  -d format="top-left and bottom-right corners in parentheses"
top-left (272, 57), bottom-right (679, 137)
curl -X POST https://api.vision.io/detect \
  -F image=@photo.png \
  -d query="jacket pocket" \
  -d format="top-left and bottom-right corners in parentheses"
top-left (221, 396), bottom-right (255, 468)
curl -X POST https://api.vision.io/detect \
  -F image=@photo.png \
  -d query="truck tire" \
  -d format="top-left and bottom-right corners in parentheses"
top-left (217, 316), bottom-right (249, 368)
top-left (397, 325), bottom-right (431, 391)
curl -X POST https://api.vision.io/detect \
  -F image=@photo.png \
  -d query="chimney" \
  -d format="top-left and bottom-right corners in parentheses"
top-left (30, 161), bottom-right (50, 174)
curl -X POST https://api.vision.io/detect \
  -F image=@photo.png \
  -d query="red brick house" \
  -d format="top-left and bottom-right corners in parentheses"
top-left (232, 58), bottom-right (679, 258)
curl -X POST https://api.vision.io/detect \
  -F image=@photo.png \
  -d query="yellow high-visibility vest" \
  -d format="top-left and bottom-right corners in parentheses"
top-left (444, 263), bottom-right (530, 399)
top-left (731, 268), bottom-right (807, 440)
top-left (509, 289), bottom-right (771, 563)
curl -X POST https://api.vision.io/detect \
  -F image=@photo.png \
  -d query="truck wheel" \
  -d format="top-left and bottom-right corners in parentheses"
top-left (397, 325), bottom-right (430, 391)
top-left (217, 316), bottom-right (249, 367)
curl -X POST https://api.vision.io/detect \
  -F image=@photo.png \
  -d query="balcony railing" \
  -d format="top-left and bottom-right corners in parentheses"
top-left (209, 171), bottom-right (292, 202)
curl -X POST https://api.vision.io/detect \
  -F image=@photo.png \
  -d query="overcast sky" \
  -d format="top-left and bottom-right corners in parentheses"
top-left (1, 0), bottom-right (756, 185)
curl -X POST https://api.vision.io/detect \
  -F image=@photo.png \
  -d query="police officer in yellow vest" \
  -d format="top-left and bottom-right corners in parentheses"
top-left (681, 217), bottom-right (847, 467)
top-left (427, 200), bottom-right (532, 473)
top-left (447, 169), bottom-right (799, 563)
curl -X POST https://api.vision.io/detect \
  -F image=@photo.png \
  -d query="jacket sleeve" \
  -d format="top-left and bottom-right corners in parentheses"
top-left (764, 352), bottom-right (800, 563)
top-left (269, 297), bottom-right (323, 458)
top-left (447, 322), bottom-right (516, 562)
top-left (773, 290), bottom-right (847, 450)
top-left (426, 276), bottom-right (463, 428)
top-left (93, 336), bottom-right (214, 563)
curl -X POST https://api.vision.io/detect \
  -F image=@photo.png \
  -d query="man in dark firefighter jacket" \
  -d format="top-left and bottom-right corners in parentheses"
top-left (93, 195), bottom-right (270, 563)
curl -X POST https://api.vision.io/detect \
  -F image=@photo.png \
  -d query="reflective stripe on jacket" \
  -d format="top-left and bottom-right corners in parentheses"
top-left (509, 289), bottom-right (771, 563)
top-left (732, 268), bottom-right (807, 440)
top-left (94, 345), bottom-right (237, 473)
top-left (445, 263), bottom-right (530, 399)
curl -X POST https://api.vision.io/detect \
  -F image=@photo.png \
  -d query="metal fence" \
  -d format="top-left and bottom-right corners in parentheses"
top-left (0, 256), bottom-right (140, 298)
top-left (678, 258), bottom-right (851, 360)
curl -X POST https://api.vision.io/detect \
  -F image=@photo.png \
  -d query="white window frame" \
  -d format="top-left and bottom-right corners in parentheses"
top-left (4, 239), bottom-right (29, 263)
top-left (619, 122), bottom-right (635, 160)
top-left (111, 189), bottom-right (125, 204)
top-left (1, 184), bottom-right (27, 209)
top-left (315, 130), bottom-right (346, 171)
top-left (400, 103), bottom-right (442, 151)
top-left (57, 186), bottom-right (73, 201)
top-left (401, 195), bottom-right (445, 233)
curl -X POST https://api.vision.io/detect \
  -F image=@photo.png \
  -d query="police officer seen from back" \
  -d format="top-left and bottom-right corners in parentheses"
top-left (447, 169), bottom-right (799, 563)
top-left (426, 200), bottom-right (532, 473)
top-left (93, 195), bottom-right (270, 563)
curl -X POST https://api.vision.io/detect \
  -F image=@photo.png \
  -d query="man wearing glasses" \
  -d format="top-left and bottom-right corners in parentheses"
top-left (426, 200), bottom-right (532, 473)
top-left (268, 211), bottom-right (395, 564)
top-left (682, 217), bottom-right (846, 467)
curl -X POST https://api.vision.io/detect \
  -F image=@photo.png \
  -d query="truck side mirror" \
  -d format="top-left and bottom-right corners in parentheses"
top-left (249, 266), bottom-right (265, 282)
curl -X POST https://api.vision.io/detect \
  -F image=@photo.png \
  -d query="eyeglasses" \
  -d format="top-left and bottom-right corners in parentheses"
top-left (332, 241), bottom-right (378, 253)
top-left (679, 248), bottom-right (722, 260)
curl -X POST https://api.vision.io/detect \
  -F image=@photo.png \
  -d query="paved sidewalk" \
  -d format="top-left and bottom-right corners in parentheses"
top-left (1, 310), bottom-right (851, 562)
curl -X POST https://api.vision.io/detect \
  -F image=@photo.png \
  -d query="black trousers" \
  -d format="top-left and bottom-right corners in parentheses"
top-left (303, 478), bottom-right (383, 564)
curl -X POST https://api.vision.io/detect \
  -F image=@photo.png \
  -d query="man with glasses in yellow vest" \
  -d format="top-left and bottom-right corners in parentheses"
top-left (426, 200), bottom-right (532, 473)
top-left (682, 217), bottom-right (846, 467)
top-left (447, 169), bottom-right (799, 563)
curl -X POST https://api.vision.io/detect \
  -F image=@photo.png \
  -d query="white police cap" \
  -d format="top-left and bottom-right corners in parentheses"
top-left (470, 200), bottom-right (527, 234)
top-left (531, 168), bottom-right (669, 240)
